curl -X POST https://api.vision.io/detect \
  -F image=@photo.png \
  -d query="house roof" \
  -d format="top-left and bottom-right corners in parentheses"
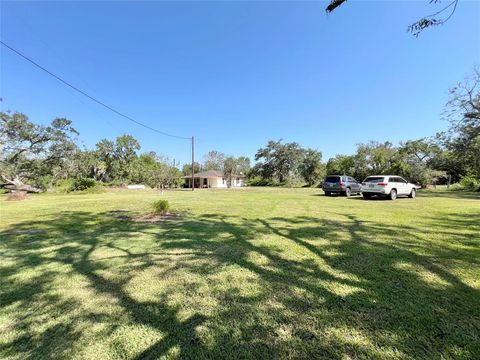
top-left (181, 170), bottom-right (246, 179)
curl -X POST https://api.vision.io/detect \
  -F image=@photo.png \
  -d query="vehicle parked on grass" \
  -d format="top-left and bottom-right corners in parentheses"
top-left (322, 175), bottom-right (362, 197)
top-left (361, 175), bottom-right (418, 200)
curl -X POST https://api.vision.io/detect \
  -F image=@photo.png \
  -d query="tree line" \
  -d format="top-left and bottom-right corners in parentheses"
top-left (0, 115), bottom-right (183, 192)
top-left (251, 68), bottom-right (479, 189)
top-left (1, 68), bottom-right (478, 193)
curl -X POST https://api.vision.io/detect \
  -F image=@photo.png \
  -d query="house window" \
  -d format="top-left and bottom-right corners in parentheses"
top-left (222, 178), bottom-right (225, 184)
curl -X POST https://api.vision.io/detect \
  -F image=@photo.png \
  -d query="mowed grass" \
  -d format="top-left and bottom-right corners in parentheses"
top-left (0, 188), bottom-right (479, 360)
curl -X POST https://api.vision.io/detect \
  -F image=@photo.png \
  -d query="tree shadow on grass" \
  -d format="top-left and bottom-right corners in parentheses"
top-left (0, 209), bottom-right (479, 359)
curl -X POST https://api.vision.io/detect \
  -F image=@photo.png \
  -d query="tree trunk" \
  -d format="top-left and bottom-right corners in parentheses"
top-left (1, 175), bottom-right (41, 193)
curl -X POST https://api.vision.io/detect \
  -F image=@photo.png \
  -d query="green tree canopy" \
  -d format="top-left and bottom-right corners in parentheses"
top-left (437, 67), bottom-right (480, 180)
top-left (95, 135), bottom-right (140, 183)
top-left (254, 140), bottom-right (304, 183)
top-left (202, 150), bottom-right (226, 171)
top-left (182, 162), bottom-right (201, 176)
top-left (0, 112), bottom-right (78, 191)
top-left (299, 149), bottom-right (325, 186)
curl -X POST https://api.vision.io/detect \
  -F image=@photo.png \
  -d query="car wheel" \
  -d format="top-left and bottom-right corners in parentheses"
top-left (389, 189), bottom-right (397, 200)
top-left (345, 188), bottom-right (352, 197)
top-left (325, 191), bottom-right (331, 196)
top-left (409, 188), bottom-right (416, 198)
top-left (362, 193), bottom-right (371, 199)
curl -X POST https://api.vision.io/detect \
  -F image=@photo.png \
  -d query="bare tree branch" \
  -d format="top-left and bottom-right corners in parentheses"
top-left (408, 0), bottom-right (459, 37)
top-left (325, 0), bottom-right (460, 37)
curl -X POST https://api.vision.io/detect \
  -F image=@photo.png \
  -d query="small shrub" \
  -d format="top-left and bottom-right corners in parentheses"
top-left (55, 179), bottom-right (75, 194)
top-left (448, 183), bottom-right (464, 191)
top-left (54, 178), bottom-right (99, 194)
top-left (247, 176), bottom-right (279, 187)
top-left (152, 199), bottom-right (170, 216)
top-left (459, 175), bottom-right (480, 192)
top-left (72, 178), bottom-right (97, 191)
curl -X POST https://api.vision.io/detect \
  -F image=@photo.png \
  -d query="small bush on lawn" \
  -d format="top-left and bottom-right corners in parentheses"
top-left (152, 199), bottom-right (170, 216)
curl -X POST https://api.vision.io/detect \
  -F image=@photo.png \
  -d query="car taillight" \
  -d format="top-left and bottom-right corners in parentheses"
top-left (340, 182), bottom-right (345, 186)
top-left (377, 182), bottom-right (388, 186)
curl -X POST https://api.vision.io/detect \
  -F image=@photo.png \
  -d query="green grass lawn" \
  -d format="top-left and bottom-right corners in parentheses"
top-left (1, 188), bottom-right (479, 359)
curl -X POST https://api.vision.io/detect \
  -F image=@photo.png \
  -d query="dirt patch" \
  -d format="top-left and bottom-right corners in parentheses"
top-left (108, 210), bottom-right (183, 223)
top-left (6, 191), bottom-right (29, 201)
top-left (132, 213), bottom-right (180, 223)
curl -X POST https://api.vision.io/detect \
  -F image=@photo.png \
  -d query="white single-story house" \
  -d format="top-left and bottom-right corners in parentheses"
top-left (182, 170), bottom-right (246, 188)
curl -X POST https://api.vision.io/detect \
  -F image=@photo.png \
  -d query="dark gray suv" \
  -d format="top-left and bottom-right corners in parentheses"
top-left (322, 175), bottom-right (362, 197)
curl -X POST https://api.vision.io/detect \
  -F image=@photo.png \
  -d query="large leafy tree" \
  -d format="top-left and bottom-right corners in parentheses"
top-left (95, 135), bottom-right (140, 183)
top-left (299, 149), bottom-right (325, 186)
top-left (326, 154), bottom-right (356, 178)
top-left (0, 111), bottom-right (78, 192)
top-left (221, 155), bottom-right (250, 187)
top-left (130, 152), bottom-right (180, 188)
top-left (437, 67), bottom-right (480, 180)
top-left (182, 162), bottom-right (201, 176)
top-left (69, 149), bottom-right (107, 181)
top-left (202, 150), bottom-right (226, 171)
top-left (95, 139), bottom-right (116, 180)
top-left (236, 156), bottom-right (251, 175)
top-left (326, 142), bottom-right (407, 181)
top-left (130, 152), bottom-right (159, 186)
top-left (223, 156), bottom-right (238, 188)
top-left (398, 139), bottom-right (445, 186)
top-left (354, 141), bottom-right (402, 179)
top-left (255, 140), bottom-right (304, 183)
top-left (112, 135), bottom-right (140, 183)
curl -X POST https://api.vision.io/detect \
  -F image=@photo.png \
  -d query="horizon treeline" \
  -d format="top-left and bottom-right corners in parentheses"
top-left (1, 68), bottom-right (478, 191)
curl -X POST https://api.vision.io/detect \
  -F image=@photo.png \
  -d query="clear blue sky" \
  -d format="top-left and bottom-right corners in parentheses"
top-left (1, 1), bottom-right (479, 166)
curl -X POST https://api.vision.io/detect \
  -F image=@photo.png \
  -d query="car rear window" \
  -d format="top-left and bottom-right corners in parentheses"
top-left (325, 176), bottom-right (340, 183)
top-left (363, 177), bottom-right (384, 183)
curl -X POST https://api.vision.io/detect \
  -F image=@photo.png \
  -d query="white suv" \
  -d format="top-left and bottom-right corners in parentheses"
top-left (361, 175), bottom-right (417, 200)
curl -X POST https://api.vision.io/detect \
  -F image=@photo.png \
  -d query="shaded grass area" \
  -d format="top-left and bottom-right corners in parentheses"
top-left (0, 188), bottom-right (479, 359)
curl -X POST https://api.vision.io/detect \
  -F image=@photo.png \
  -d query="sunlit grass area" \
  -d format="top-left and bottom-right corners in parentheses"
top-left (1, 188), bottom-right (479, 359)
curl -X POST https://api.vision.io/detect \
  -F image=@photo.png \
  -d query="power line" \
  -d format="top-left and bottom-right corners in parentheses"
top-left (0, 40), bottom-right (191, 140)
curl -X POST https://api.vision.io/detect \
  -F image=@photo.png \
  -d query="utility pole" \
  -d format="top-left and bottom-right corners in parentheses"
top-left (191, 136), bottom-right (195, 191)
